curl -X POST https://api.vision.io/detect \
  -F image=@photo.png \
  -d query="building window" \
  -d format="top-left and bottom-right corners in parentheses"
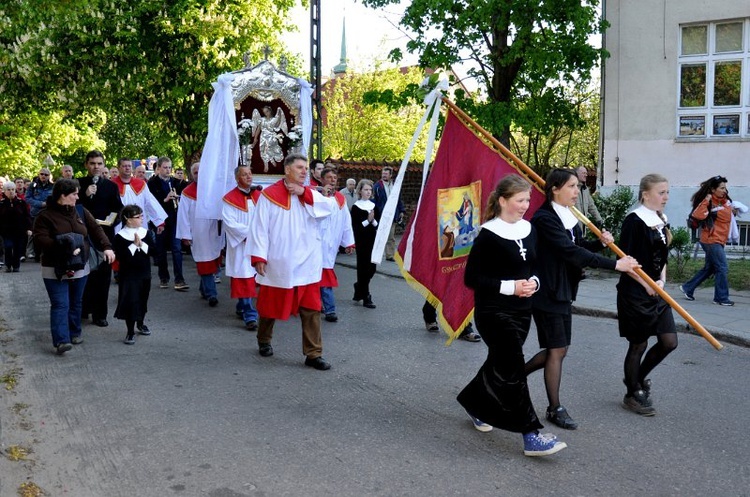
top-left (677, 19), bottom-right (748, 138)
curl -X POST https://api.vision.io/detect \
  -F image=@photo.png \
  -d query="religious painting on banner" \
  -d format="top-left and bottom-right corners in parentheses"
top-left (397, 109), bottom-right (544, 342)
top-left (437, 182), bottom-right (481, 260)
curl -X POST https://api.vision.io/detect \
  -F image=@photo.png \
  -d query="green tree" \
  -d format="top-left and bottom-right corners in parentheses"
top-left (0, 109), bottom-right (105, 179)
top-left (361, 0), bottom-right (607, 151)
top-left (0, 0), bottom-right (299, 167)
top-left (323, 66), bottom-right (430, 161)
top-left (510, 83), bottom-right (601, 177)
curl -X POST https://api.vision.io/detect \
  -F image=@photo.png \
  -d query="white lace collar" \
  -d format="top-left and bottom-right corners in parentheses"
top-left (354, 199), bottom-right (375, 211)
top-left (117, 226), bottom-right (148, 241)
top-left (552, 202), bottom-right (579, 230)
top-left (633, 205), bottom-right (666, 228)
top-left (482, 217), bottom-right (531, 240)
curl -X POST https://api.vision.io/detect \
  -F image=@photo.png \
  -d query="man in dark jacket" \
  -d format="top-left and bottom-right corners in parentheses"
top-left (0, 181), bottom-right (32, 272)
top-left (77, 150), bottom-right (123, 327)
top-left (147, 157), bottom-right (188, 291)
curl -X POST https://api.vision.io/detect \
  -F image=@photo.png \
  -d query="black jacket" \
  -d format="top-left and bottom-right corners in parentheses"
top-left (531, 202), bottom-right (616, 313)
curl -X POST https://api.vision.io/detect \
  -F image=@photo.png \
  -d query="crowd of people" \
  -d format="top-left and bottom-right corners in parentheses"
top-left (2, 153), bottom-right (739, 457)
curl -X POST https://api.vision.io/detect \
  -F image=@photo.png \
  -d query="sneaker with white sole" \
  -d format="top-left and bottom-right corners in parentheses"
top-left (523, 431), bottom-right (567, 457)
top-left (679, 285), bottom-right (695, 301)
top-left (466, 412), bottom-right (493, 432)
top-left (713, 300), bottom-right (734, 306)
top-left (174, 281), bottom-right (189, 291)
top-left (425, 322), bottom-right (439, 332)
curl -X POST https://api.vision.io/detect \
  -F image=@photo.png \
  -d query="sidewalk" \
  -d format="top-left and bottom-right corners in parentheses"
top-left (336, 254), bottom-right (750, 348)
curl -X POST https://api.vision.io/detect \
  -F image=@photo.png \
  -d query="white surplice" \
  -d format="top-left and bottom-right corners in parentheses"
top-left (249, 181), bottom-right (336, 289)
top-left (113, 177), bottom-right (167, 232)
top-left (176, 184), bottom-right (224, 262)
top-left (320, 193), bottom-right (355, 270)
top-left (221, 188), bottom-right (258, 279)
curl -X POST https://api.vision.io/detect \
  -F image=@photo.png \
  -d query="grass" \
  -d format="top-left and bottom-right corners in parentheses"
top-left (1, 368), bottom-right (21, 391)
top-left (667, 257), bottom-right (750, 291)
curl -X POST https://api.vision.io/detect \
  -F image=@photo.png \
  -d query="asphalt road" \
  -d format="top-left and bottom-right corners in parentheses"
top-left (1, 262), bottom-right (749, 497)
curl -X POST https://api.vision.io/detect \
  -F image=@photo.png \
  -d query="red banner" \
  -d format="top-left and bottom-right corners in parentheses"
top-left (396, 109), bottom-right (545, 341)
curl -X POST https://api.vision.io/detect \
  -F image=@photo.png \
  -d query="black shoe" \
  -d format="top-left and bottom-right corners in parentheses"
top-left (304, 356), bottom-right (331, 370)
top-left (622, 390), bottom-right (656, 416)
top-left (245, 320), bottom-right (258, 331)
top-left (93, 319), bottom-right (109, 327)
top-left (4, 267), bottom-right (11, 273)
top-left (208, 297), bottom-right (219, 307)
top-left (324, 313), bottom-right (338, 322)
top-left (363, 295), bottom-right (376, 309)
top-left (352, 283), bottom-right (363, 302)
top-left (385, 257), bottom-right (395, 262)
top-left (56, 343), bottom-right (72, 355)
top-left (425, 322), bottom-right (439, 332)
top-left (137, 324), bottom-right (151, 336)
top-left (459, 330), bottom-right (481, 342)
top-left (546, 405), bottom-right (578, 430)
top-left (258, 344), bottom-right (273, 357)
top-left (124, 335), bottom-right (136, 345)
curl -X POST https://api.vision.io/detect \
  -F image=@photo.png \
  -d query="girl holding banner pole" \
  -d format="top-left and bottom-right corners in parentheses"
top-left (458, 175), bottom-right (567, 457)
top-left (525, 168), bottom-right (639, 430)
top-left (617, 174), bottom-right (677, 415)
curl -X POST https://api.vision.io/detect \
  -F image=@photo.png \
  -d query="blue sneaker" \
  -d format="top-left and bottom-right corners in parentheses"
top-left (466, 411), bottom-right (493, 432)
top-left (523, 431), bottom-right (567, 457)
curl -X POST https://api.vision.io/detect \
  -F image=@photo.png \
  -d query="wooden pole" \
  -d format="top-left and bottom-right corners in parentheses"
top-left (441, 96), bottom-right (723, 351)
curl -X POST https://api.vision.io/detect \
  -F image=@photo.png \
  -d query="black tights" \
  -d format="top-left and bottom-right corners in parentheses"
top-left (623, 333), bottom-right (678, 394)
top-left (524, 347), bottom-right (568, 408)
top-left (125, 319), bottom-right (144, 337)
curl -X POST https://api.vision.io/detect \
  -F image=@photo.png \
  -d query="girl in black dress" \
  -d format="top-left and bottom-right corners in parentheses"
top-left (351, 179), bottom-right (377, 309)
top-left (458, 175), bottom-right (567, 457)
top-left (525, 169), bottom-right (639, 430)
top-left (113, 204), bottom-right (156, 344)
top-left (617, 174), bottom-right (677, 415)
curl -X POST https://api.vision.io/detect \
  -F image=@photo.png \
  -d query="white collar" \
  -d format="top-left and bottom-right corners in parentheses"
top-left (481, 217), bottom-right (531, 240)
top-left (117, 226), bottom-right (148, 241)
top-left (354, 199), bottom-right (375, 210)
top-left (552, 202), bottom-right (579, 230)
top-left (633, 205), bottom-right (666, 228)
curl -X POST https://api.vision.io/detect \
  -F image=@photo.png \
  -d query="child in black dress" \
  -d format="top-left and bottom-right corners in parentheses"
top-left (113, 205), bottom-right (155, 344)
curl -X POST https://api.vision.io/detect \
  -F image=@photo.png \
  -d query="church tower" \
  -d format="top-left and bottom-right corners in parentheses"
top-left (332, 17), bottom-right (347, 76)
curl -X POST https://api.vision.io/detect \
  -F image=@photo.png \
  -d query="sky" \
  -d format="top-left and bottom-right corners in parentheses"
top-left (285, 0), bottom-right (419, 76)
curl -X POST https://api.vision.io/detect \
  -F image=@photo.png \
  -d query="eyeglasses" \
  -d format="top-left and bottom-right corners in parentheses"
top-left (39, 173), bottom-right (49, 176)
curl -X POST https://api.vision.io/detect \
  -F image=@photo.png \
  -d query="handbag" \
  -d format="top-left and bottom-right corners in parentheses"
top-left (75, 205), bottom-right (105, 270)
top-left (53, 232), bottom-right (87, 280)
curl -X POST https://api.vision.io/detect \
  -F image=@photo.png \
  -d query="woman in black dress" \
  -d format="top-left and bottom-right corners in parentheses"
top-left (617, 174), bottom-right (676, 415)
top-left (458, 175), bottom-right (567, 457)
top-left (525, 168), bottom-right (639, 430)
top-left (113, 204), bottom-right (156, 344)
top-left (351, 179), bottom-right (377, 309)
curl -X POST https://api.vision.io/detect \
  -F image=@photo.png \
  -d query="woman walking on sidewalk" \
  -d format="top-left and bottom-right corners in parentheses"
top-left (458, 175), bottom-right (567, 457)
top-left (525, 168), bottom-right (639, 430)
top-left (617, 174), bottom-right (677, 415)
top-left (679, 175), bottom-right (735, 306)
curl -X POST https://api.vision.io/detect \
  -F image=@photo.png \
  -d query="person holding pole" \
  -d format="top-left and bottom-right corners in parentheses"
top-left (525, 168), bottom-right (639, 430)
top-left (616, 174), bottom-right (677, 416)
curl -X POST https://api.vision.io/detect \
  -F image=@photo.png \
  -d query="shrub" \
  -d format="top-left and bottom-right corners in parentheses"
top-left (668, 227), bottom-right (693, 279)
top-left (592, 186), bottom-right (636, 245)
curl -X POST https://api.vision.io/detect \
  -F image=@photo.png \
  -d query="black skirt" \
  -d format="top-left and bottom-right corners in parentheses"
top-left (114, 277), bottom-right (151, 322)
top-left (617, 290), bottom-right (675, 343)
top-left (457, 309), bottom-right (543, 434)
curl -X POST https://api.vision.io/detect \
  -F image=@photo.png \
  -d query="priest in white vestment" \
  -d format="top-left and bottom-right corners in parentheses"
top-left (222, 165), bottom-right (261, 330)
top-left (249, 154), bottom-right (337, 371)
top-left (176, 162), bottom-right (225, 307)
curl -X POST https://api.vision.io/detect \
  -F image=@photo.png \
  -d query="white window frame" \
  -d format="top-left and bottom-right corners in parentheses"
top-left (677, 19), bottom-right (749, 140)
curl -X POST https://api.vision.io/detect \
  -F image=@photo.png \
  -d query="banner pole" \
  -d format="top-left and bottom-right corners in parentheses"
top-left (441, 96), bottom-right (723, 351)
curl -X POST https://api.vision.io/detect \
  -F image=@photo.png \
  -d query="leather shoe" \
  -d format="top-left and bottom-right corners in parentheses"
top-left (93, 319), bottom-right (108, 327)
top-left (304, 356), bottom-right (331, 370)
top-left (258, 343), bottom-right (273, 357)
top-left (208, 297), bottom-right (219, 307)
top-left (245, 320), bottom-right (258, 331)
top-left (363, 295), bottom-right (376, 309)
top-left (324, 313), bottom-right (338, 323)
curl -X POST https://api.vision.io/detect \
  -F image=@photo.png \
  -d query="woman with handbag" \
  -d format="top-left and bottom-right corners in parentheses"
top-left (32, 179), bottom-right (115, 354)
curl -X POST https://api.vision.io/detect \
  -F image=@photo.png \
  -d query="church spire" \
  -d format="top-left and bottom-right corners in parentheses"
top-left (333, 17), bottom-right (347, 75)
